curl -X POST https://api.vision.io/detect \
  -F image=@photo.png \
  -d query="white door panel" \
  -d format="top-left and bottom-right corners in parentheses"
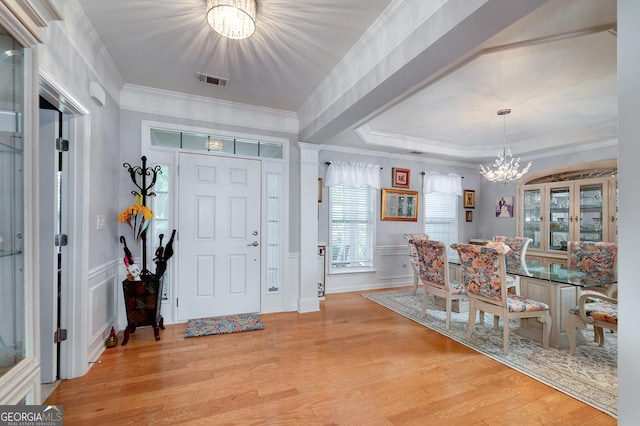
top-left (178, 153), bottom-right (261, 320)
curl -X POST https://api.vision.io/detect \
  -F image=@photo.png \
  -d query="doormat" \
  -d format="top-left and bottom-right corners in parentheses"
top-left (184, 313), bottom-right (264, 338)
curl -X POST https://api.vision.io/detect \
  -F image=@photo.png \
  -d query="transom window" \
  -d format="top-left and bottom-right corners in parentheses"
top-left (149, 128), bottom-right (283, 159)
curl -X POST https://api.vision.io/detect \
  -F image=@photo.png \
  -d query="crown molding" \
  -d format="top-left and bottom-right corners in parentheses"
top-left (121, 84), bottom-right (298, 135)
top-left (0, 0), bottom-right (61, 46)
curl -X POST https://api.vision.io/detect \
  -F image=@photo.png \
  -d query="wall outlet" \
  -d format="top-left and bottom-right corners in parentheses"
top-left (96, 215), bottom-right (106, 230)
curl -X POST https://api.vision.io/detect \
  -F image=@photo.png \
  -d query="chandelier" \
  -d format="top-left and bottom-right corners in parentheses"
top-left (206, 0), bottom-right (256, 40)
top-left (480, 109), bottom-right (532, 185)
top-left (206, 136), bottom-right (224, 151)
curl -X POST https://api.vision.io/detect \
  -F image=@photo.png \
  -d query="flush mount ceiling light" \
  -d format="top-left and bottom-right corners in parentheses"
top-left (206, 136), bottom-right (224, 151)
top-left (480, 108), bottom-right (532, 185)
top-left (206, 0), bottom-right (256, 40)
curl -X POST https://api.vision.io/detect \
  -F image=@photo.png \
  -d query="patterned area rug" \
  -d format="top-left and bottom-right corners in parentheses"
top-left (364, 289), bottom-right (617, 418)
top-left (184, 313), bottom-right (264, 338)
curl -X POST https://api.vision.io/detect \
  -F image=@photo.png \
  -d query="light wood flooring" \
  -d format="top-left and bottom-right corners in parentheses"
top-left (45, 290), bottom-right (616, 425)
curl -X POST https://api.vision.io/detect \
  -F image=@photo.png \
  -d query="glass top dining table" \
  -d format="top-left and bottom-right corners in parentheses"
top-left (508, 260), bottom-right (617, 288)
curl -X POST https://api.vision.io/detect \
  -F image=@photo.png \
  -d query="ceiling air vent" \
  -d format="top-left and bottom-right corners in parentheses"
top-left (409, 151), bottom-right (425, 155)
top-left (196, 72), bottom-right (228, 87)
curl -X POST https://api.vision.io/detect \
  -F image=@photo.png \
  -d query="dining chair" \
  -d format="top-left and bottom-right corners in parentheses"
top-left (567, 240), bottom-right (618, 342)
top-left (404, 233), bottom-right (429, 295)
top-left (451, 243), bottom-right (551, 355)
top-left (565, 287), bottom-right (617, 355)
top-left (568, 241), bottom-right (617, 273)
top-left (413, 239), bottom-right (467, 330)
top-left (494, 236), bottom-right (533, 295)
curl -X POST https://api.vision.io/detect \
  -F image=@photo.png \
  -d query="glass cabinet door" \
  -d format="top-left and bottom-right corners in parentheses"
top-left (522, 187), bottom-right (541, 249)
top-left (548, 185), bottom-right (571, 251)
top-left (0, 35), bottom-right (25, 379)
top-left (578, 183), bottom-right (604, 243)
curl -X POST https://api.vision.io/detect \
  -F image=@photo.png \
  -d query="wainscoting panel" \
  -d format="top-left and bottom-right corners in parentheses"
top-left (377, 245), bottom-right (413, 280)
top-left (87, 260), bottom-right (119, 365)
top-left (324, 245), bottom-right (413, 294)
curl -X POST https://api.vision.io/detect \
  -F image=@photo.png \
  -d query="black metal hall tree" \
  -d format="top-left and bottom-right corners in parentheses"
top-left (120, 156), bottom-right (175, 345)
top-left (123, 155), bottom-right (161, 276)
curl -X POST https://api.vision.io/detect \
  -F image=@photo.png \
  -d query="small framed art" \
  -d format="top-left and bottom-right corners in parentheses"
top-left (392, 167), bottom-right (410, 188)
top-left (463, 189), bottom-right (475, 208)
top-left (466, 211), bottom-right (473, 222)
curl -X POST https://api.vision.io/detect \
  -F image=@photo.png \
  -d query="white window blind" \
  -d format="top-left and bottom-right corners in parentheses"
top-left (329, 185), bottom-right (375, 271)
top-left (424, 192), bottom-right (459, 262)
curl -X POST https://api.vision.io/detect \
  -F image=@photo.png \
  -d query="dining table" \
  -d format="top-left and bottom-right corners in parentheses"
top-left (507, 260), bottom-right (617, 349)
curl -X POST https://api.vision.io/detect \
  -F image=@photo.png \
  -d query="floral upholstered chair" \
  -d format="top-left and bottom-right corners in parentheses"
top-left (413, 239), bottom-right (467, 330)
top-left (451, 243), bottom-right (551, 355)
top-left (565, 289), bottom-right (617, 355)
top-left (568, 241), bottom-right (617, 275)
top-left (567, 241), bottom-right (618, 345)
top-left (494, 236), bottom-right (532, 295)
top-left (404, 233), bottom-right (429, 295)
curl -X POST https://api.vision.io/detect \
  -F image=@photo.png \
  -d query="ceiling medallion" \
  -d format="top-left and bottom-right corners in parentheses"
top-left (480, 108), bottom-right (532, 185)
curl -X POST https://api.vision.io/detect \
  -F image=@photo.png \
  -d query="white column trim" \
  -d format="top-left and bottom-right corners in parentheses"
top-left (298, 143), bottom-right (322, 312)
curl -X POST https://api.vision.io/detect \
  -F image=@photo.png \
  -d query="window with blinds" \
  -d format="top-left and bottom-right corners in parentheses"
top-left (424, 192), bottom-right (459, 262)
top-left (329, 185), bottom-right (375, 271)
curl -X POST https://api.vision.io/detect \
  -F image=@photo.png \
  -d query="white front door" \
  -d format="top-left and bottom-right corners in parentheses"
top-left (178, 153), bottom-right (261, 320)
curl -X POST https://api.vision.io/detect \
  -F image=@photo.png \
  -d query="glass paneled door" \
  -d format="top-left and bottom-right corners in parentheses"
top-left (522, 187), bottom-right (542, 250)
top-left (578, 183), bottom-right (605, 243)
top-left (0, 34), bottom-right (25, 379)
top-left (548, 185), bottom-right (571, 251)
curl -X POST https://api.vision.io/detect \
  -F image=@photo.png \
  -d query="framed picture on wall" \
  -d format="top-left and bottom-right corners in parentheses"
top-left (392, 168), bottom-right (410, 188)
top-left (496, 196), bottom-right (514, 217)
top-left (463, 189), bottom-right (475, 208)
top-left (466, 211), bottom-right (473, 222)
top-left (381, 188), bottom-right (419, 221)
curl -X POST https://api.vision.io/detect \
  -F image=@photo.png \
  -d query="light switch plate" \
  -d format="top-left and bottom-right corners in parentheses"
top-left (96, 215), bottom-right (106, 230)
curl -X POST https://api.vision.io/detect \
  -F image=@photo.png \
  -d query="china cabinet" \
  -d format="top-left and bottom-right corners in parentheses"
top-left (518, 166), bottom-right (617, 264)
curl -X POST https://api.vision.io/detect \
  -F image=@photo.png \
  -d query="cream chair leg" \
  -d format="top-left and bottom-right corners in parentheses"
top-left (421, 284), bottom-right (429, 313)
top-left (502, 319), bottom-right (510, 355)
top-left (493, 315), bottom-right (499, 330)
top-left (445, 296), bottom-right (452, 330)
top-left (466, 300), bottom-right (476, 339)
top-left (412, 274), bottom-right (419, 295)
top-left (595, 326), bottom-right (605, 347)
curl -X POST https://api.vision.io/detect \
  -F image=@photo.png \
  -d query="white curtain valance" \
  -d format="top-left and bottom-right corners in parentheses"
top-left (422, 172), bottom-right (463, 196)
top-left (325, 161), bottom-right (381, 189)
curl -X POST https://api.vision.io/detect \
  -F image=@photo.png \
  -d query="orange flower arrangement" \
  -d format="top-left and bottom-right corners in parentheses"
top-left (118, 194), bottom-right (154, 242)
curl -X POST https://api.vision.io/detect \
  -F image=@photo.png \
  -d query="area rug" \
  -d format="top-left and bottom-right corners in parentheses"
top-left (184, 313), bottom-right (264, 338)
top-left (363, 289), bottom-right (617, 418)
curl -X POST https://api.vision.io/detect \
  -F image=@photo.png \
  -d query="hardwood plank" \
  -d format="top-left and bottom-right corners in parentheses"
top-left (45, 290), bottom-right (616, 425)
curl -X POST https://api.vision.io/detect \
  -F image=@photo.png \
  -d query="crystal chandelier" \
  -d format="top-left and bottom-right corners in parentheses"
top-left (206, 0), bottom-right (256, 40)
top-left (206, 136), bottom-right (224, 151)
top-left (480, 109), bottom-right (532, 185)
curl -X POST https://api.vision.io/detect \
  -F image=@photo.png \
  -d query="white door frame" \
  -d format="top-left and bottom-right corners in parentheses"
top-left (140, 120), bottom-right (293, 321)
top-left (39, 71), bottom-right (90, 379)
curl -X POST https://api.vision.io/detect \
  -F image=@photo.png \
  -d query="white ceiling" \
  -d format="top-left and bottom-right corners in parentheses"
top-left (76, 0), bottom-right (618, 164)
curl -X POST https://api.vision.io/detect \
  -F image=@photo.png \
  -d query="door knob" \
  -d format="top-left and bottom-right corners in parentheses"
top-left (247, 241), bottom-right (259, 247)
